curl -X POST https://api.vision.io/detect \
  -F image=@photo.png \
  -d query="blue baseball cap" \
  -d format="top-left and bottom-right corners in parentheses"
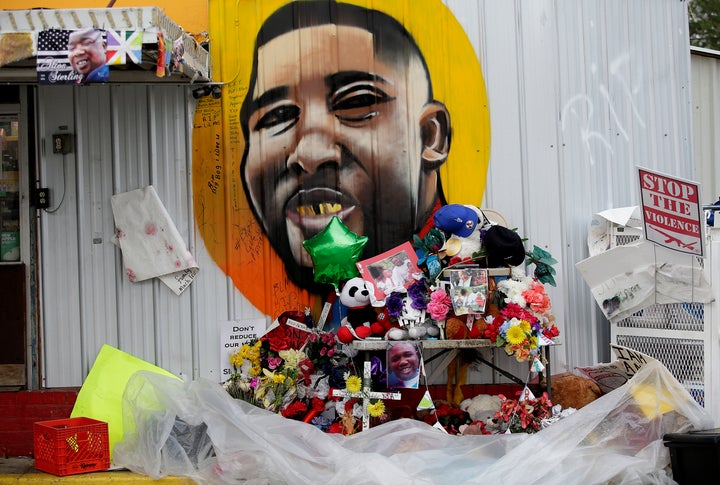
top-left (433, 204), bottom-right (479, 237)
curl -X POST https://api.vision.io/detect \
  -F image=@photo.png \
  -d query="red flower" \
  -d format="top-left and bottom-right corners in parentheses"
top-left (281, 400), bottom-right (308, 419)
top-left (543, 325), bottom-right (559, 338)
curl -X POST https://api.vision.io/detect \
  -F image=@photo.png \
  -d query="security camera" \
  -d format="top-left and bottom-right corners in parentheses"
top-left (192, 84), bottom-right (223, 100)
top-left (192, 86), bottom-right (212, 99)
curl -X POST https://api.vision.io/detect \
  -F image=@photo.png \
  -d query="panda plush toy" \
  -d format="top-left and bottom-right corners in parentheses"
top-left (336, 277), bottom-right (378, 344)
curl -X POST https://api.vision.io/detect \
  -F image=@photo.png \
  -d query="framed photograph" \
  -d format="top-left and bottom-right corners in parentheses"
top-left (448, 268), bottom-right (488, 315)
top-left (386, 341), bottom-right (422, 389)
top-left (357, 242), bottom-right (422, 301)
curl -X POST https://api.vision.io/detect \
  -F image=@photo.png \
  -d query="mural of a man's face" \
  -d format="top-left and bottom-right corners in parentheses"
top-left (241, 3), bottom-right (450, 291)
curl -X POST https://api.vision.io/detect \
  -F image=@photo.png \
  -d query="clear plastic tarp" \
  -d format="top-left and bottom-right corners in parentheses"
top-left (113, 360), bottom-right (715, 484)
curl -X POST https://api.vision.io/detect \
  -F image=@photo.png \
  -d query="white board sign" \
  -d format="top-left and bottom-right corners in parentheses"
top-left (220, 318), bottom-right (266, 380)
top-left (638, 166), bottom-right (703, 256)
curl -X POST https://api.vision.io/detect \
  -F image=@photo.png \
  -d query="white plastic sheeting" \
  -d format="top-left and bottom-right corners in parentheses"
top-left (114, 360), bottom-right (714, 484)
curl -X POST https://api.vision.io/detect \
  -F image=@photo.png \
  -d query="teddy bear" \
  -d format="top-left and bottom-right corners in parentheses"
top-left (445, 314), bottom-right (486, 340)
top-left (336, 277), bottom-right (377, 344)
top-left (550, 373), bottom-right (603, 410)
top-left (460, 393), bottom-right (502, 422)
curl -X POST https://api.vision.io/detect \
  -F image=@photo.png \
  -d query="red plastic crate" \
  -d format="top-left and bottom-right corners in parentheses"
top-left (33, 417), bottom-right (110, 476)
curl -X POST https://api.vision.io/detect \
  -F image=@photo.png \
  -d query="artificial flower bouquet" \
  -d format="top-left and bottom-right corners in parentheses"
top-left (483, 267), bottom-right (560, 361)
top-left (223, 314), bottom-right (390, 434)
top-left (494, 388), bottom-right (554, 433)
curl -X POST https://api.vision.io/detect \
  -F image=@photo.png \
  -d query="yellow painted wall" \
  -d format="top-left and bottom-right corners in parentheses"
top-left (2, 1), bottom-right (208, 36)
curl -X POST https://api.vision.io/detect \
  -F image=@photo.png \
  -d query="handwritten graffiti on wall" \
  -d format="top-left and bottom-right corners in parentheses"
top-left (560, 53), bottom-right (647, 166)
top-left (193, 0), bottom-right (490, 318)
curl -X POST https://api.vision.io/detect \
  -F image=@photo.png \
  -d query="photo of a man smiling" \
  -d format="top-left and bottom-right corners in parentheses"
top-left (67, 28), bottom-right (109, 84)
top-left (239, 0), bottom-right (451, 293)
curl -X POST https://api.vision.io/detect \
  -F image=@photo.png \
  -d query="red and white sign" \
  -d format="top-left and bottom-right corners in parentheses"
top-left (638, 167), bottom-right (703, 256)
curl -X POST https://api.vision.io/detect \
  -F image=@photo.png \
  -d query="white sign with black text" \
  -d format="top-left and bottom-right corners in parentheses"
top-left (220, 318), bottom-right (266, 380)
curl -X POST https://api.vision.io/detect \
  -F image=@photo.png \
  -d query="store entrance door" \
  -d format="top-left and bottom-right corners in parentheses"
top-left (0, 107), bottom-right (28, 388)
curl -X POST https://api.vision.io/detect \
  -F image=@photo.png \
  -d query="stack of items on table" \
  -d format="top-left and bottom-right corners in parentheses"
top-left (223, 205), bottom-right (567, 434)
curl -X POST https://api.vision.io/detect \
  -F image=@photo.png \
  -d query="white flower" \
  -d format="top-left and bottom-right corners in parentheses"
top-left (498, 268), bottom-right (534, 307)
top-left (278, 349), bottom-right (306, 368)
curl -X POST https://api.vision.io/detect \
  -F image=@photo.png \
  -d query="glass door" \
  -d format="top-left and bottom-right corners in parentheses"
top-left (0, 112), bottom-right (26, 388)
top-left (0, 115), bottom-right (20, 262)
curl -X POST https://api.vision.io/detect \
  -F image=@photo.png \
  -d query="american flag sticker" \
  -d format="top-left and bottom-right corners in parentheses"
top-left (106, 30), bottom-right (143, 66)
top-left (36, 29), bottom-right (80, 84)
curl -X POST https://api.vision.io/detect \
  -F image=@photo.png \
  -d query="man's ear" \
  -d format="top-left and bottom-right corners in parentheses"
top-left (420, 102), bottom-right (451, 170)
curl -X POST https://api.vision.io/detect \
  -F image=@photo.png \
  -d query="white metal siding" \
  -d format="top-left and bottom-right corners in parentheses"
top-left (692, 49), bottom-right (720, 204)
top-left (37, 0), bottom-right (699, 387)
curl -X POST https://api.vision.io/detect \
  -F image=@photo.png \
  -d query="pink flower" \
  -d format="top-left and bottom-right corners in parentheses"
top-left (522, 281), bottom-right (551, 314)
top-left (267, 357), bottom-right (282, 370)
top-left (427, 289), bottom-right (452, 320)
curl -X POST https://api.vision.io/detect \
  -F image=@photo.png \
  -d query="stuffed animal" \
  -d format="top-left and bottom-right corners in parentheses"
top-left (460, 393), bottom-right (502, 422)
top-left (550, 373), bottom-right (603, 410)
top-left (369, 307), bottom-right (398, 338)
top-left (336, 277), bottom-right (376, 344)
top-left (446, 315), bottom-right (485, 340)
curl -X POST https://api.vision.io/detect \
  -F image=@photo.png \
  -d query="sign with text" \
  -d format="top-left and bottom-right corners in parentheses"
top-left (220, 318), bottom-right (266, 379)
top-left (577, 344), bottom-right (655, 394)
top-left (638, 167), bottom-right (703, 256)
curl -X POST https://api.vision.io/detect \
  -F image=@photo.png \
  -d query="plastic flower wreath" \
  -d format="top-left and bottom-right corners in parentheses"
top-left (225, 327), bottom-right (347, 416)
top-left (494, 389), bottom-right (553, 433)
top-left (423, 402), bottom-right (472, 435)
top-left (484, 267), bottom-right (559, 361)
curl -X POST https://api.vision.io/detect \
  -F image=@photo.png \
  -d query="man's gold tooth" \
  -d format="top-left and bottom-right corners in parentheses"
top-left (297, 203), bottom-right (343, 216)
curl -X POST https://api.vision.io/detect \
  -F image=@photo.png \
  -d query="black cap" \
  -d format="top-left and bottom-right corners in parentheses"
top-left (484, 226), bottom-right (526, 267)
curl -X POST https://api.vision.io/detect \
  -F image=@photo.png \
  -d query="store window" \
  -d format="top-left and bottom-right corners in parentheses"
top-left (0, 85), bottom-right (27, 388)
top-left (0, 115), bottom-right (20, 262)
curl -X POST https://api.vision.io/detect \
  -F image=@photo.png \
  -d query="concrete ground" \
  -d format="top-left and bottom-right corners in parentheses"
top-left (0, 457), bottom-right (195, 483)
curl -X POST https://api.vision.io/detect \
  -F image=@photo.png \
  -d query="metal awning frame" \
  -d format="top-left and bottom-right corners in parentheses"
top-left (0, 6), bottom-right (211, 84)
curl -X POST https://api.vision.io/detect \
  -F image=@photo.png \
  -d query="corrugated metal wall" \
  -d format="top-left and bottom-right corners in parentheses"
top-left (38, 0), bottom-right (697, 387)
top-left (38, 84), bottom-right (199, 386)
top-left (691, 48), bottom-right (720, 204)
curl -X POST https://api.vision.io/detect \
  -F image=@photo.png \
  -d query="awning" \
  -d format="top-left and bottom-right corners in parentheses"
top-left (0, 7), bottom-right (211, 83)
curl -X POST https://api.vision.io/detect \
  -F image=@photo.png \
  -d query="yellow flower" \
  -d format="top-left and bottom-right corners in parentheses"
top-left (346, 375), bottom-right (362, 394)
top-left (273, 373), bottom-right (286, 384)
top-left (519, 319), bottom-right (531, 333)
top-left (229, 352), bottom-right (243, 368)
top-left (367, 400), bottom-right (386, 418)
top-left (506, 325), bottom-right (527, 345)
top-left (278, 349), bottom-right (306, 368)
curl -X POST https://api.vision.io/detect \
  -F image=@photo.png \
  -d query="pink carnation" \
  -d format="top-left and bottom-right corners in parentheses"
top-left (522, 281), bottom-right (551, 315)
top-left (427, 289), bottom-right (452, 320)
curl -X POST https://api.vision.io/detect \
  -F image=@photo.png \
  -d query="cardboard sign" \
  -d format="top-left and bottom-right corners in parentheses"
top-left (577, 344), bottom-right (655, 394)
top-left (220, 318), bottom-right (266, 379)
top-left (638, 167), bottom-right (703, 256)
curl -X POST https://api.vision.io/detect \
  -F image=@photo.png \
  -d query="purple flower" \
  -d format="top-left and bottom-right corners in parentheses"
top-left (407, 281), bottom-right (429, 310)
top-left (386, 292), bottom-right (405, 317)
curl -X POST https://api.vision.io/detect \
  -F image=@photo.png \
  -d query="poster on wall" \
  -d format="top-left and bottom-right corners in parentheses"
top-left (192, 0), bottom-right (492, 321)
top-left (356, 242), bottom-right (422, 302)
top-left (220, 318), bottom-right (266, 379)
top-left (37, 28), bottom-right (109, 84)
top-left (637, 166), bottom-right (704, 257)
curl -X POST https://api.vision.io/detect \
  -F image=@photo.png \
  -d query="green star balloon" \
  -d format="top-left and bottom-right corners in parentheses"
top-left (302, 216), bottom-right (368, 292)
